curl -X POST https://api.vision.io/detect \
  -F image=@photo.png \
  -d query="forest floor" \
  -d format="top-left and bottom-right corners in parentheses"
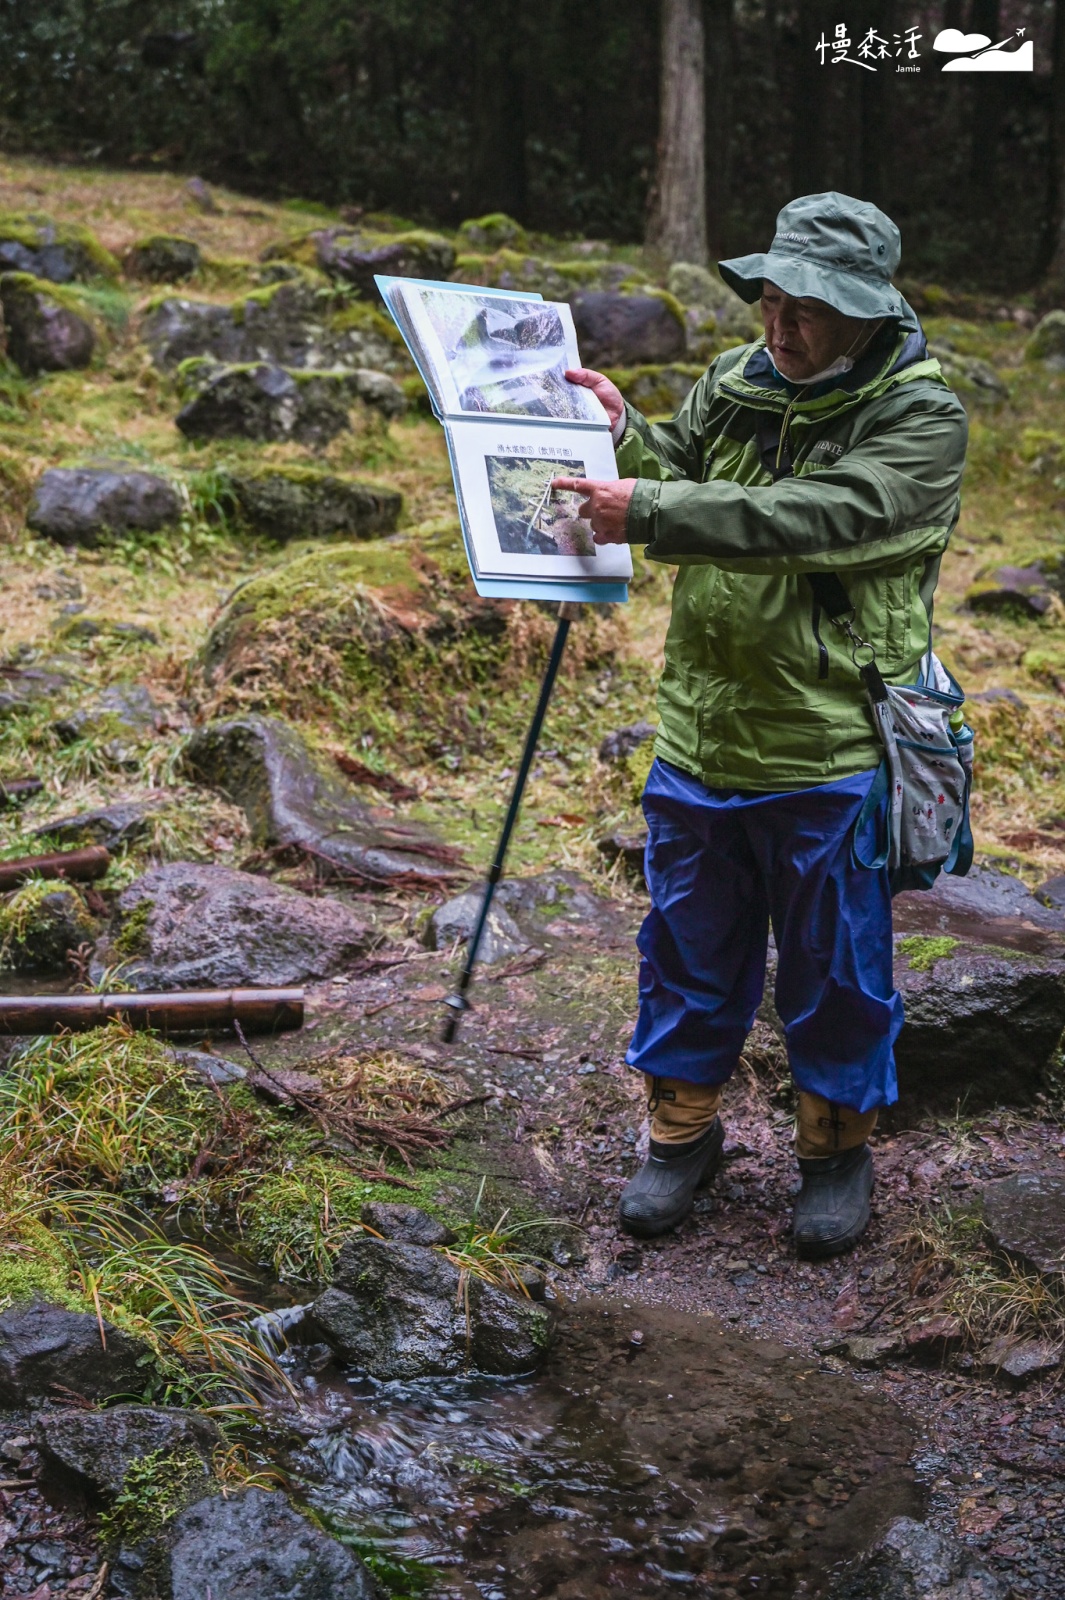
top-left (0, 153), bottom-right (1063, 1598)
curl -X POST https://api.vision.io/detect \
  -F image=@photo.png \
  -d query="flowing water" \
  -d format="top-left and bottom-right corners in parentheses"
top-left (267, 1299), bottom-right (920, 1599)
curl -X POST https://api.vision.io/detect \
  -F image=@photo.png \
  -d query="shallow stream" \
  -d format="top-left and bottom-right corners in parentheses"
top-left (269, 1299), bottom-right (920, 1599)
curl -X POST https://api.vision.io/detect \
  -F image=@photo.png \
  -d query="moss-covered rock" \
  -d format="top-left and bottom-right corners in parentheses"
top-left (266, 227), bottom-right (456, 299)
top-left (0, 211), bottom-right (119, 282)
top-left (0, 880), bottom-right (96, 973)
top-left (455, 249), bottom-right (648, 302)
top-left (457, 213), bottom-right (528, 253)
top-left (572, 290), bottom-right (685, 367)
top-left (27, 466), bottom-right (182, 547)
top-left (227, 465), bottom-right (401, 542)
top-left (607, 362), bottom-right (705, 415)
top-left (0, 271), bottom-right (96, 374)
top-left (174, 360), bottom-right (404, 445)
top-left (667, 260), bottom-right (760, 339)
top-left (199, 531), bottom-right (506, 718)
top-left (1025, 310), bottom-right (1065, 368)
top-left (125, 235), bottom-right (202, 282)
top-left (928, 342), bottom-right (1008, 403)
top-left (143, 280), bottom-right (406, 372)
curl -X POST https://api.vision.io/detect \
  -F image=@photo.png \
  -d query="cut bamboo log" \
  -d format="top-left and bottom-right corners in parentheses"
top-left (0, 777), bottom-right (43, 806)
top-left (0, 844), bottom-right (111, 891)
top-left (0, 988), bottom-right (304, 1036)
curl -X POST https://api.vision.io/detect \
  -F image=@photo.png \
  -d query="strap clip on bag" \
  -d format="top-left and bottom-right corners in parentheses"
top-left (808, 573), bottom-right (974, 895)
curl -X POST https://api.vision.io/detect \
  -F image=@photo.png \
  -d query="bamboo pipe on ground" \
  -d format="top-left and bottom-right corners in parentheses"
top-left (0, 778), bottom-right (44, 806)
top-left (0, 845), bottom-right (111, 891)
top-left (0, 988), bottom-right (305, 1036)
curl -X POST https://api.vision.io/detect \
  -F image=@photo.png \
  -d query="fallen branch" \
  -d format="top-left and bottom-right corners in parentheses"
top-left (0, 989), bottom-right (304, 1037)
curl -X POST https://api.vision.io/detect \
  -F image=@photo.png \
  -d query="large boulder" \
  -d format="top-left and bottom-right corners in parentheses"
top-left (966, 562), bottom-right (1056, 618)
top-left (982, 1171), bottom-right (1065, 1280)
top-left (310, 227), bottom-right (455, 297)
top-left (309, 1234), bottom-right (552, 1378)
top-left (0, 273), bottom-right (95, 374)
top-left (168, 1487), bottom-right (378, 1600)
top-left (182, 715), bottom-right (462, 885)
top-left (667, 260), bottom-right (761, 340)
top-left (928, 343), bottom-right (1008, 404)
top-left (143, 281), bottom-right (403, 372)
top-left (124, 236), bottom-right (202, 282)
top-left (36, 1404), bottom-right (220, 1496)
top-left (0, 213), bottom-right (118, 283)
top-left (175, 361), bottom-right (403, 445)
top-left (0, 882), bottom-right (96, 972)
top-left (0, 1302), bottom-right (153, 1405)
top-left (1025, 309), bottom-right (1065, 369)
top-left (457, 213), bottom-right (528, 253)
top-left (92, 861), bottom-right (375, 989)
top-left (27, 467), bottom-right (181, 547)
top-left (571, 291), bottom-right (685, 367)
top-left (227, 467), bottom-right (401, 542)
top-left (824, 1516), bottom-right (1006, 1599)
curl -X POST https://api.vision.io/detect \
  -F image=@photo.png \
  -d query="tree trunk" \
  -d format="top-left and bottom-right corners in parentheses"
top-left (791, 0), bottom-right (827, 197)
top-left (704, 0), bottom-right (735, 260)
top-left (1043, 0), bottom-right (1065, 281)
top-left (647, 0), bottom-right (709, 263)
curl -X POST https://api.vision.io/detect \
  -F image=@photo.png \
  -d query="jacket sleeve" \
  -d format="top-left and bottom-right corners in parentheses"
top-left (614, 358), bottom-right (724, 485)
top-left (625, 385), bottom-right (968, 576)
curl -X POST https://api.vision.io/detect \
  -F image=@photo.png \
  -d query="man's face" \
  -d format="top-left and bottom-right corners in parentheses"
top-left (760, 282), bottom-right (874, 382)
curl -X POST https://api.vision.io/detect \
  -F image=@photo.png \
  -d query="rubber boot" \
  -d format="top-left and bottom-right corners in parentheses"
top-left (792, 1091), bottom-right (877, 1258)
top-left (619, 1077), bottom-right (724, 1239)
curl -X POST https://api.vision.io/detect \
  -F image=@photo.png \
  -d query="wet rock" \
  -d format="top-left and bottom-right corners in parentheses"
top-left (360, 1201), bottom-right (456, 1246)
top-left (92, 861), bottom-right (374, 989)
top-left (27, 467), bottom-right (181, 548)
top-left (143, 282), bottom-right (402, 372)
top-left (54, 683), bottom-right (168, 750)
top-left (0, 1302), bottom-right (152, 1405)
top-left (836, 1333), bottom-right (903, 1369)
top-left (426, 888), bottom-right (526, 963)
top-left (175, 362), bottom-right (348, 447)
top-left (227, 467), bottom-right (401, 542)
top-left (596, 828), bottom-right (647, 879)
top-left (978, 1335), bottom-right (1060, 1385)
top-left (982, 1170), bottom-right (1065, 1279)
top-left (36, 797), bottom-right (165, 852)
top-left (171, 1047), bottom-right (246, 1086)
top-left (183, 714), bottom-right (460, 885)
top-left (0, 883), bottom-right (96, 973)
top-left (311, 227), bottom-right (455, 297)
top-left (887, 865), bottom-right (1065, 1107)
top-left (124, 235), bottom-right (202, 282)
top-left (965, 563), bottom-right (1056, 617)
top-left (825, 1515), bottom-right (1006, 1599)
top-left (36, 1404), bottom-right (220, 1496)
top-left (571, 291), bottom-right (685, 367)
top-left (169, 1487), bottom-right (377, 1600)
top-left (1025, 310), bottom-right (1065, 369)
top-left (902, 1314), bottom-right (964, 1361)
top-left (0, 273), bottom-right (95, 374)
top-left (0, 661), bottom-right (72, 716)
top-left (0, 214), bottom-right (117, 283)
top-left (310, 1234), bottom-right (552, 1378)
top-left (598, 720), bottom-right (656, 762)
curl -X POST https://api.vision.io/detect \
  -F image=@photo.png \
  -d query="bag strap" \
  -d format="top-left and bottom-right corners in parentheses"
top-left (806, 571), bottom-right (890, 703)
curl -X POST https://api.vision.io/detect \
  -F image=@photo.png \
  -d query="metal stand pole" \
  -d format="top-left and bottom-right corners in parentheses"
top-left (442, 602), bottom-right (580, 1043)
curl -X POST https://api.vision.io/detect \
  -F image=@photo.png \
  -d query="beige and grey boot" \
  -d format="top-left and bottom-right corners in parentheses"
top-left (619, 1076), bottom-right (724, 1238)
top-left (792, 1092), bottom-right (878, 1258)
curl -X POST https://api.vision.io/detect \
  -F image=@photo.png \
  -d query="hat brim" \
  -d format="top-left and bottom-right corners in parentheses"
top-left (718, 251), bottom-right (905, 321)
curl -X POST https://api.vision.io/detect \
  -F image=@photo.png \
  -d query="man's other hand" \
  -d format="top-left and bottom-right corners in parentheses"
top-left (565, 367), bottom-right (625, 430)
top-left (550, 477), bottom-right (636, 544)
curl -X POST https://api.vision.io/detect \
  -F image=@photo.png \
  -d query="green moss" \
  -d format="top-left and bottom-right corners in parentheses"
top-left (897, 934), bottom-right (960, 973)
top-left (0, 211), bottom-right (119, 279)
top-left (100, 1447), bottom-right (214, 1549)
top-left (113, 896), bottom-right (153, 959)
top-left (0, 1216), bottom-right (84, 1312)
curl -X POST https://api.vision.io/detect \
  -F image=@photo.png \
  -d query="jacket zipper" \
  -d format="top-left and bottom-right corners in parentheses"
top-left (811, 599), bottom-right (829, 680)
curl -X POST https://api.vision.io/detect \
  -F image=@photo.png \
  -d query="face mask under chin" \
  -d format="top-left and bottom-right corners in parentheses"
top-left (769, 351), bottom-right (855, 385)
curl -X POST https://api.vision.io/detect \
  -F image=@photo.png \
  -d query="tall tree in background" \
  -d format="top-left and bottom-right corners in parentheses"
top-left (1044, 0), bottom-right (1065, 282)
top-left (704, 0), bottom-right (735, 259)
top-left (647, 0), bottom-right (708, 263)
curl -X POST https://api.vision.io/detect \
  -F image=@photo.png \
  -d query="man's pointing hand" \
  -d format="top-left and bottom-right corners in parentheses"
top-left (550, 476), bottom-right (636, 544)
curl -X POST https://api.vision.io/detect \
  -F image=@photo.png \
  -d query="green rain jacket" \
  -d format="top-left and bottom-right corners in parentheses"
top-left (615, 313), bottom-right (968, 790)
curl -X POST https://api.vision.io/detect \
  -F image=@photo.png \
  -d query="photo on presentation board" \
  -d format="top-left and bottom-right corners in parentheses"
top-left (387, 281), bottom-right (607, 425)
top-left (447, 418), bottom-right (632, 584)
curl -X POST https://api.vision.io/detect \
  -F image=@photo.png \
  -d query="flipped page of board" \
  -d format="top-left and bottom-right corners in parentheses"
top-left (376, 274), bottom-right (630, 604)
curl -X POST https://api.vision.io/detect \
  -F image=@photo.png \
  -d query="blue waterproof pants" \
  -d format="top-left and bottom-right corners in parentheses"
top-left (625, 759), bottom-right (903, 1113)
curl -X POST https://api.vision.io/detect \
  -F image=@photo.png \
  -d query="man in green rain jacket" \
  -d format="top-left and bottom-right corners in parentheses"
top-left (552, 192), bottom-right (968, 1256)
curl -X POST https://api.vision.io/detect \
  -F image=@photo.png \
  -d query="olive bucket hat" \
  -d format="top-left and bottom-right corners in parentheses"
top-left (718, 191), bottom-right (906, 321)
